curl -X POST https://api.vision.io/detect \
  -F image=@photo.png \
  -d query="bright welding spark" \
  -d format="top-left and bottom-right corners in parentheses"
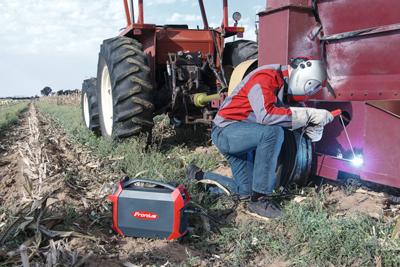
top-left (351, 155), bottom-right (364, 167)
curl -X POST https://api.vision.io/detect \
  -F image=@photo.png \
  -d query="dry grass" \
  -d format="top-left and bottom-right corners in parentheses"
top-left (0, 97), bottom-right (397, 266)
top-left (0, 102), bottom-right (28, 132)
top-left (41, 93), bottom-right (81, 106)
top-left (34, 101), bottom-right (400, 267)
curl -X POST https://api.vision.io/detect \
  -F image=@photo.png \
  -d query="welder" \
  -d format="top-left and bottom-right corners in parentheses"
top-left (186, 58), bottom-right (334, 219)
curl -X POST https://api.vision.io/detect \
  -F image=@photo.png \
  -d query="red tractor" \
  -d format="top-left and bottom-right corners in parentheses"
top-left (81, 0), bottom-right (257, 138)
top-left (82, 0), bottom-right (400, 190)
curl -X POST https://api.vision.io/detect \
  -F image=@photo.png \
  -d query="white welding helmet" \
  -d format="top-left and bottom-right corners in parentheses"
top-left (288, 59), bottom-right (327, 100)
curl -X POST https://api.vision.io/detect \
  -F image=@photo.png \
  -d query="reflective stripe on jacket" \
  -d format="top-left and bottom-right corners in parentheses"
top-left (213, 64), bottom-right (292, 128)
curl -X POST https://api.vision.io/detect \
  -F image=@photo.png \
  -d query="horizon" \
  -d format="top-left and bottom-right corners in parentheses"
top-left (0, 0), bottom-right (263, 98)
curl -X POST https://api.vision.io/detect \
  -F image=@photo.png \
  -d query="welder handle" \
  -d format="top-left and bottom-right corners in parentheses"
top-left (122, 178), bottom-right (177, 191)
top-left (331, 109), bottom-right (342, 118)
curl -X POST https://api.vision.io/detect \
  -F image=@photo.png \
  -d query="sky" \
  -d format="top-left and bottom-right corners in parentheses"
top-left (0, 0), bottom-right (265, 97)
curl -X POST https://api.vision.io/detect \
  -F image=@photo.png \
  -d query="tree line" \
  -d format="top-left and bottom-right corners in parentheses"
top-left (40, 86), bottom-right (80, 96)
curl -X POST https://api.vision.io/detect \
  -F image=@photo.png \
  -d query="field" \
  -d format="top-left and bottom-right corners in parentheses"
top-left (0, 101), bottom-right (28, 131)
top-left (0, 97), bottom-right (399, 266)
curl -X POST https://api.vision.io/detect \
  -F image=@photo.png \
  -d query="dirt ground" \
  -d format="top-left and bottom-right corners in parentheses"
top-left (0, 104), bottom-right (203, 266)
top-left (0, 103), bottom-right (399, 266)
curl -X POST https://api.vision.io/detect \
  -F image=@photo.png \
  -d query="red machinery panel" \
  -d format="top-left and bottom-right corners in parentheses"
top-left (317, 0), bottom-right (400, 35)
top-left (258, 0), bottom-right (400, 188)
top-left (258, 1), bottom-right (319, 66)
top-left (155, 29), bottom-right (214, 64)
top-left (316, 0), bottom-right (400, 102)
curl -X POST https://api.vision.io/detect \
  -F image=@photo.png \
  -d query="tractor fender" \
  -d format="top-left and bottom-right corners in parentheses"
top-left (228, 59), bottom-right (258, 95)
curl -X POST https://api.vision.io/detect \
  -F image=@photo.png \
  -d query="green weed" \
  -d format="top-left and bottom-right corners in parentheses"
top-left (0, 102), bottom-right (28, 132)
top-left (37, 102), bottom-right (220, 184)
top-left (37, 102), bottom-right (400, 267)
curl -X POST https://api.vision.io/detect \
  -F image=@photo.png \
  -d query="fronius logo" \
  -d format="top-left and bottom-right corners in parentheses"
top-left (132, 211), bottom-right (159, 221)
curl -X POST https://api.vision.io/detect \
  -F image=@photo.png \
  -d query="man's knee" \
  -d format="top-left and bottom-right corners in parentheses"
top-left (260, 125), bottom-right (284, 143)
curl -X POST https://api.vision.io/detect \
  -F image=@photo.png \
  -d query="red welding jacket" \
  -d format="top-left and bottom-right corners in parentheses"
top-left (213, 64), bottom-right (292, 128)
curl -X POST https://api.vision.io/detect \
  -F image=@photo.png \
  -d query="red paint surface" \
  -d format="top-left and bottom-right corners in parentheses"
top-left (123, 0), bottom-right (131, 26)
top-left (108, 182), bottom-right (124, 236)
top-left (167, 185), bottom-right (189, 240)
top-left (259, 0), bottom-right (400, 188)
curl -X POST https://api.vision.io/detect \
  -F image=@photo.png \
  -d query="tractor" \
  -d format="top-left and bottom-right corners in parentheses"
top-left (81, 0), bottom-right (257, 138)
top-left (81, 0), bottom-right (311, 188)
top-left (82, 0), bottom-right (400, 190)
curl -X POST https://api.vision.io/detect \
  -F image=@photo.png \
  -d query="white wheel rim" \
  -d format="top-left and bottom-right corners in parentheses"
top-left (101, 64), bottom-right (113, 136)
top-left (83, 92), bottom-right (90, 128)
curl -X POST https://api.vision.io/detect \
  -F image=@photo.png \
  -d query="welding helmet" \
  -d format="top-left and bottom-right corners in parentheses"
top-left (288, 58), bottom-right (327, 102)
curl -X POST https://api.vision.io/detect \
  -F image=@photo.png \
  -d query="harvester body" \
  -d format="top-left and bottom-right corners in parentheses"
top-left (258, 0), bottom-right (400, 188)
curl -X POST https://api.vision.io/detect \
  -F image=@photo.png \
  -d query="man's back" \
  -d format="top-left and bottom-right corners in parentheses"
top-left (213, 64), bottom-right (292, 128)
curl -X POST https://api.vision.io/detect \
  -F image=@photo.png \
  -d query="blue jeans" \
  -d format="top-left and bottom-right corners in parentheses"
top-left (206, 122), bottom-right (284, 196)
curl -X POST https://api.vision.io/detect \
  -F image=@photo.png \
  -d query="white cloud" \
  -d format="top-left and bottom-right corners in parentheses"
top-left (0, 0), bottom-right (263, 97)
top-left (253, 4), bottom-right (265, 13)
top-left (0, 0), bottom-right (126, 55)
top-left (146, 0), bottom-right (177, 6)
top-left (167, 12), bottom-right (201, 23)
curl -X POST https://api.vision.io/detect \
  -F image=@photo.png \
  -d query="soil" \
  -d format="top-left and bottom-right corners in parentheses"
top-left (0, 104), bottom-right (201, 266)
top-left (322, 186), bottom-right (387, 219)
top-left (0, 103), bottom-right (399, 266)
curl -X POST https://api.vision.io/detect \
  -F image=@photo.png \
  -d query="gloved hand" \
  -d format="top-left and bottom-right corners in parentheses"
top-left (290, 107), bottom-right (334, 130)
top-left (305, 125), bottom-right (324, 142)
top-left (307, 109), bottom-right (334, 127)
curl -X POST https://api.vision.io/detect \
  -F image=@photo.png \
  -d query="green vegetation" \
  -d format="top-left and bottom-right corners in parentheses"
top-left (216, 199), bottom-right (399, 266)
top-left (37, 101), bottom-right (220, 184)
top-left (0, 102), bottom-right (28, 132)
top-left (37, 101), bottom-right (400, 267)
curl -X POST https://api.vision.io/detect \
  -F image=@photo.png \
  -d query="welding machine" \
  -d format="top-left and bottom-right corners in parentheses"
top-left (108, 177), bottom-right (190, 240)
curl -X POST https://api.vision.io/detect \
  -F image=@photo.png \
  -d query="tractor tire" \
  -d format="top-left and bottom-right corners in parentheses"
top-left (223, 40), bottom-right (258, 68)
top-left (223, 40), bottom-right (258, 67)
top-left (96, 36), bottom-right (155, 138)
top-left (223, 40), bottom-right (258, 83)
top-left (81, 78), bottom-right (100, 134)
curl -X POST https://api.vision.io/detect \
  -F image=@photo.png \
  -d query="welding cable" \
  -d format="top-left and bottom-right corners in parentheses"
top-left (287, 127), bottom-right (307, 187)
top-left (265, 126), bottom-right (309, 200)
top-left (186, 202), bottom-right (225, 226)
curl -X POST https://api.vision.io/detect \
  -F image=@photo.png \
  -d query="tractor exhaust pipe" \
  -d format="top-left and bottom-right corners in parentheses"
top-left (138, 0), bottom-right (144, 24)
top-left (198, 0), bottom-right (209, 29)
top-left (129, 0), bottom-right (135, 25)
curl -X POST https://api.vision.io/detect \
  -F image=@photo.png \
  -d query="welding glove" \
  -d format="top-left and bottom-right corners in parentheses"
top-left (305, 125), bottom-right (324, 142)
top-left (290, 107), bottom-right (334, 130)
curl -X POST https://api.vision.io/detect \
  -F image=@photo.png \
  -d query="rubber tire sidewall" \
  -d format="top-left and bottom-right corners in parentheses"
top-left (97, 56), bottom-right (114, 138)
top-left (81, 78), bottom-right (100, 135)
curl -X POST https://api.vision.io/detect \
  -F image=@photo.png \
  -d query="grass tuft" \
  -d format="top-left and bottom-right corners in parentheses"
top-left (0, 102), bottom-right (29, 132)
top-left (37, 101), bottom-right (400, 267)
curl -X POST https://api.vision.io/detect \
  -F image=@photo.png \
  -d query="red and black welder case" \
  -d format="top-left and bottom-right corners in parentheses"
top-left (108, 177), bottom-right (190, 240)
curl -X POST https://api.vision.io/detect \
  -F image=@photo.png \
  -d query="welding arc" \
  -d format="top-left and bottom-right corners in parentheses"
top-left (339, 114), bottom-right (356, 159)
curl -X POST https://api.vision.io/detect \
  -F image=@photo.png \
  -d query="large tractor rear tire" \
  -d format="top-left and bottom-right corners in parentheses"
top-left (223, 40), bottom-right (258, 86)
top-left (96, 36), bottom-right (155, 138)
top-left (223, 40), bottom-right (258, 68)
top-left (81, 78), bottom-right (100, 134)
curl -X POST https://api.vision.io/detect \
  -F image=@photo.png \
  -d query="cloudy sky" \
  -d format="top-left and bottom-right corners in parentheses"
top-left (0, 0), bottom-right (264, 97)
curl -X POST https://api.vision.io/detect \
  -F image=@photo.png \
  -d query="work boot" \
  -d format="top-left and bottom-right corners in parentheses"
top-left (185, 164), bottom-right (204, 181)
top-left (247, 198), bottom-right (282, 220)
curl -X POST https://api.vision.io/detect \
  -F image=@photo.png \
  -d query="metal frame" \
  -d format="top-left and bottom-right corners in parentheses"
top-left (122, 0), bottom-right (239, 32)
top-left (258, 0), bottom-right (400, 189)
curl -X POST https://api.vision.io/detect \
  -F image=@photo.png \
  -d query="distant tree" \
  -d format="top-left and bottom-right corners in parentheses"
top-left (41, 86), bottom-right (52, 96)
top-left (56, 90), bottom-right (64, 96)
